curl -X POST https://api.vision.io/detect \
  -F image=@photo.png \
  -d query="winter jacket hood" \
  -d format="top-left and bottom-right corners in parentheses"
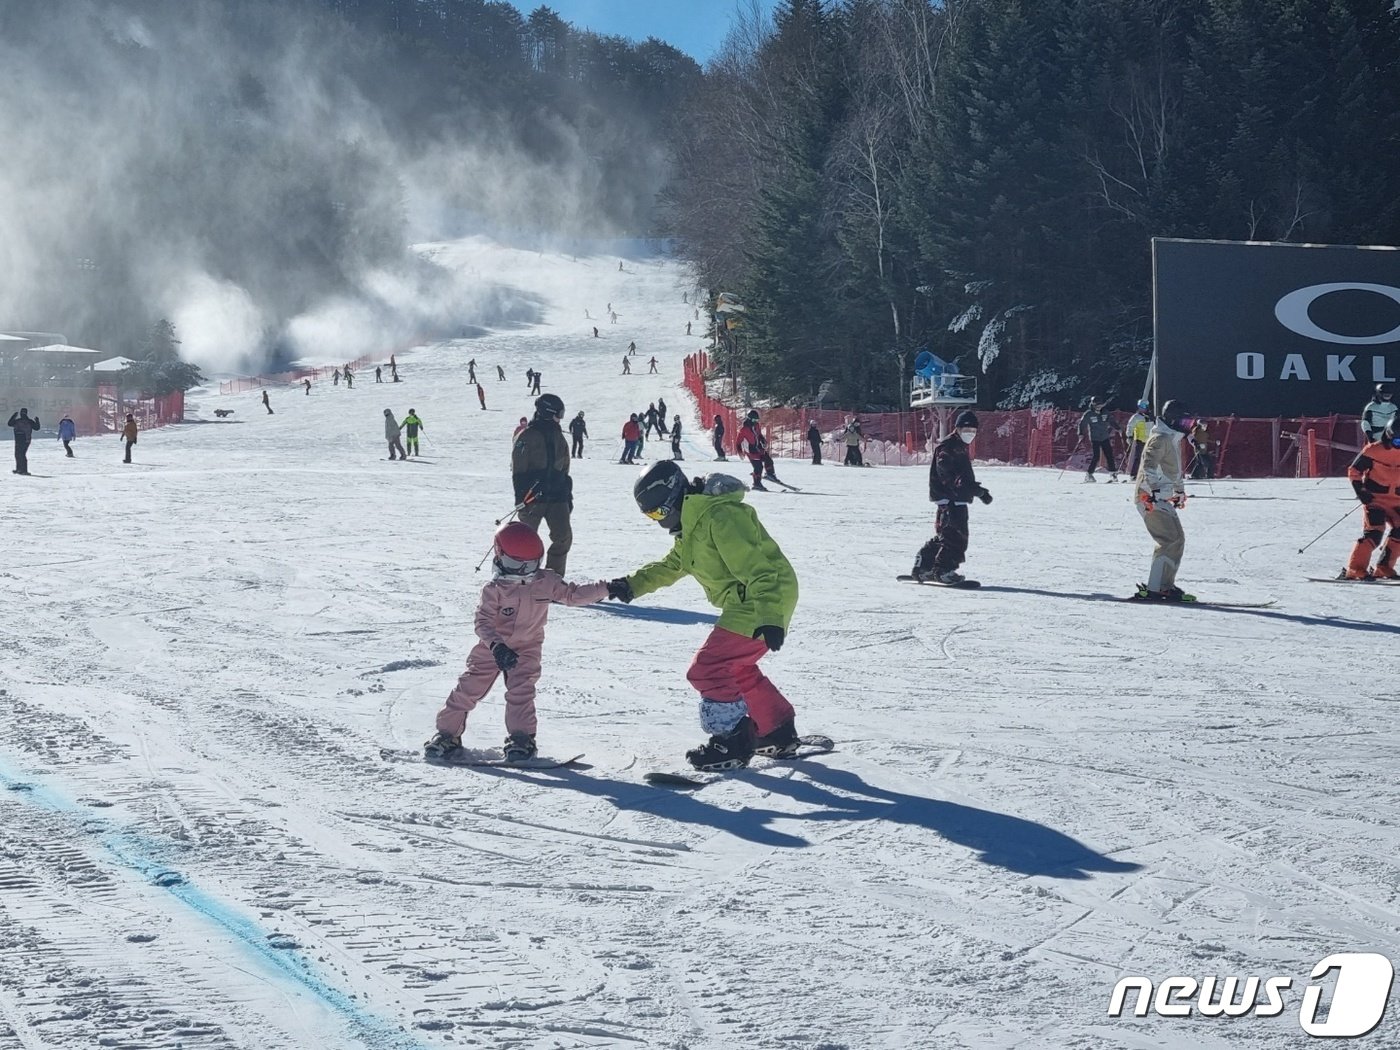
top-left (628, 481), bottom-right (798, 635)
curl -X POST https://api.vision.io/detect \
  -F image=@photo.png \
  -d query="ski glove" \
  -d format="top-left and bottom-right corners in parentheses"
top-left (976, 486), bottom-right (993, 505)
top-left (606, 577), bottom-right (634, 603)
top-left (1353, 483), bottom-right (1374, 505)
top-left (753, 625), bottom-right (785, 652)
top-left (1168, 492), bottom-right (1188, 509)
top-left (491, 642), bottom-right (518, 671)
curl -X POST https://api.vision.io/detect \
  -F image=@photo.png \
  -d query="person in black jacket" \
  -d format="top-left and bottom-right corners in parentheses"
top-left (807, 420), bottom-right (822, 464)
top-left (8, 408), bottom-right (40, 475)
top-left (568, 411), bottom-right (588, 458)
top-left (711, 414), bottom-right (727, 460)
top-left (511, 393), bottom-right (573, 575)
top-left (911, 410), bottom-right (992, 584)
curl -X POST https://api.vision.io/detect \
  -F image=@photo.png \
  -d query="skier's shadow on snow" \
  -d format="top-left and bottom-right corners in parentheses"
top-left (977, 584), bottom-right (1400, 638)
top-left (501, 763), bottom-right (1138, 876)
top-left (586, 604), bottom-right (718, 627)
top-left (752, 762), bottom-right (1141, 879)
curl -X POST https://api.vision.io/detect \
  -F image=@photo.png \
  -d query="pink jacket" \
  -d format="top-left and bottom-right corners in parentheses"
top-left (474, 571), bottom-right (608, 650)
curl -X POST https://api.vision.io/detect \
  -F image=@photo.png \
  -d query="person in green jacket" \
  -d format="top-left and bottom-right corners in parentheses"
top-left (606, 460), bottom-right (800, 770)
top-left (402, 409), bottom-right (425, 456)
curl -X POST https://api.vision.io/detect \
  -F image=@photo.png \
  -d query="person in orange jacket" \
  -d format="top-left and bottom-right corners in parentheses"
top-left (1342, 417), bottom-right (1400, 579)
top-left (121, 414), bottom-right (138, 464)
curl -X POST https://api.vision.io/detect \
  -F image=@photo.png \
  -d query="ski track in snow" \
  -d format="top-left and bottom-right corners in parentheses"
top-left (1, 237), bottom-right (1397, 1048)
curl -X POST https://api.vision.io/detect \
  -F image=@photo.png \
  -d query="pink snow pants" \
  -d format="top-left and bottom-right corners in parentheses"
top-left (436, 641), bottom-right (543, 737)
top-left (686, 627), bottom-right (794, 735)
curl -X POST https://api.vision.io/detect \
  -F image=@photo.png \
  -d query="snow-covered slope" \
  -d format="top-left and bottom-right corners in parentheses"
top-left (0, 238), bottom-right (1396, 1049)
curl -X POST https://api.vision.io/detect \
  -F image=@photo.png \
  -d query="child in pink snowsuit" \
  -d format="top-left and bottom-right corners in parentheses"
top-left (426, 523), bottom-right (608, 762)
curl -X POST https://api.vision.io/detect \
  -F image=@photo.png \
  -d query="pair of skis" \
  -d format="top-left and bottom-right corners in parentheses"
top-left (895, 574), bottom-right (1275, 608)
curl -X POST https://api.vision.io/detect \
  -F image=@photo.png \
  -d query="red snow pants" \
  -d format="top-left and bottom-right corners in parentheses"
top-left (685, 627), bottom-right (794, 735)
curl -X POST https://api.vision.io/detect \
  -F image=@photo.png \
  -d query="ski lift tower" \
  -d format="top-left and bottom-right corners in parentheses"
top-left (909, 350), bottom-right (977, 441)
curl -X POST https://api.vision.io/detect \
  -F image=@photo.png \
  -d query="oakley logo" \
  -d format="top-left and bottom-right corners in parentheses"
top-left (1275, 284), bottom-right (1400, 345)
top-left (1108, 953), bottom-right (1394, 1037)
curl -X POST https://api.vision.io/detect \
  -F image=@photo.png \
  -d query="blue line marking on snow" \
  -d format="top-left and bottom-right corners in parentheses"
top-left (0, 762), bottom-right (426, 1050)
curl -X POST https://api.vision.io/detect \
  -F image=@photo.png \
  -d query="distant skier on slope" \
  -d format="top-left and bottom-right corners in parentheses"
top-left (807, 420), bottom-right (822, 464)
top-left (476, 383), bottom-right (487, 411)
top-left (467, 359), bottom-right (477, 384)
top-left (7, 407), bottom-right (38, 474)
top-left (670, 416), bottom-right (683, 460)
top-left (657, 398), bottom-right (668, 434)
top-left (648, 356), bottom-right (658, 374)
top-left (1361, 384), bottom-right (1396, 442)
top-left (1132, 400), bottom-right (1193, 601)
top-left (842, 418), bottom-right (865, 466)
top-left (1079, 397), bottom-right (1117, 482)
top-left (711, 414), bottom-right (727, 460)
top-left (1341, 416), bottom-right (1400, 580)
top-left (497, 365), bottom-right (506, 382)
top-left (736, 410), bottom-right (780, 491)
top-left (622, 356), bottom-right (631, 375)
top-left (304, 378), bottom-right (312, 396)
top-left (568, 411), bottom-right (588, 458)
top-left (262, 390), bottom-right (273, 415)
top-left (423, 522), bottom-right (609, 764)
top-left (1124, 400), bottom-right (1151, 476)
top-left (605, 462), bottom-right (801, 770)
top-left (58, 414), bottom-right (76, 457)
top-left (910, 410), bottom-right (991, 585)
top-left (402, 409), bottom-right (425, 456)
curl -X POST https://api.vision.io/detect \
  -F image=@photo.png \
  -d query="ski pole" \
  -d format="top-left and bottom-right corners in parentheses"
top-left (1297, 504), bottom-right (1359, 554)
top-left (475, 491), bottom-right (539, 571)
top-left (1057, 438), bottom-right (1084, 480)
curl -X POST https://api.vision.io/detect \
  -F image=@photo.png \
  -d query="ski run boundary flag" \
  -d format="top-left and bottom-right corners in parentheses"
top-left (1152, 238), bottom-right (1400, 416)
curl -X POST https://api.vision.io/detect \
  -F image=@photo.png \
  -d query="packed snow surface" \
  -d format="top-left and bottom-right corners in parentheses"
top-left (1, 238), bottom-right (1397, 1049)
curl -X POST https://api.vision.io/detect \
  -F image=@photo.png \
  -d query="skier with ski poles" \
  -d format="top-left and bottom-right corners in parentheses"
top-left (1131, 400), bottom-right (1194, 601)
top-left (511, 393), bottom-right (574, 575)
top-left (425, 521), bottom-right (610, 764)
top-left (605, 461), bottom-right (801, 770)
top-left (1340, 416), bottom-right (1400, 579)
top-left (1078, 396), bottom-right (1117, 482)
top-left (910, 410), bottom-right (991, 586)
top-left (402, 409), bottom-right (425, 456)
top-left (736, 410), bottom-right (781, 490)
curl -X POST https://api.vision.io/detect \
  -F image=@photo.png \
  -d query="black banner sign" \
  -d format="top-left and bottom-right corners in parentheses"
top-left (1152, 238), bottom-right (1400, 416)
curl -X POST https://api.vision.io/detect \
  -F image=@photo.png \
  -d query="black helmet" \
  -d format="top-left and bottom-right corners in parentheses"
top-left (1377, 384), bottom-right (1393, 399)
top-left (535, 393), bottom-right (565, 419)
top-left (746, 409), bottom-right (759, 423)
top-left (1159, 399), bottom-right (1192, 434)
top-left (633, 460), bottom-right (690, 532)
top-left (954, 410), bottom-right (979, 429)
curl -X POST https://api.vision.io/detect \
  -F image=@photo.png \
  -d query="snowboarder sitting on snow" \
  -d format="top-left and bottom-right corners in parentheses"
top-left (736, 409), bottom-right (779, 490)
top-left (606, 462), bottom-right (800, 771)
top-left (911, 410), bottom-right (991, 585)
top-left (1132, 399), bottom-right (1193, 601)
top-left (425, 523), bottom-right (609, 763)
top-left (1341, 416), bottom-right (1400, 580)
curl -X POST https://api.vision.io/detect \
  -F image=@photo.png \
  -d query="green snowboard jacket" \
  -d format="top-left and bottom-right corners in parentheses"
top-left (627, 484), bottom-right (798, 637)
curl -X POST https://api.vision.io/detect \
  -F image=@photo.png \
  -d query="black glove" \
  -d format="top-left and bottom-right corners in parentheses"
top-left (1354, 484), bottom-right (1374, 505)
top-left (976, 486), bottom-right (992, 505)
top-left (491, 642), bottom-right (518, 671)
top-left (753, 625), bottom-right (785, 652)
top-left (607, 577), bottom-right (634, 603)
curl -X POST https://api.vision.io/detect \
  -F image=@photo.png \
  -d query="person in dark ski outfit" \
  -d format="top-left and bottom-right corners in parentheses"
top-left (657, 398), bottom-right (669, 435)
top-left (670, 416), bottom-right (683, 460)
top-left (531, 371), bottom-right (542, 395)
top-left (497, 365), bottom-right (506, 382)
top-left (712, 414), bottom-right (727, 460)
top-left (468, 359), bottom-right (477, 384)
top-left (807, 420), bottom-right (822, 464)
top-left (568, 411), bottom-right (588, 458)
top-left (512, 393), bottom-right (574, 575)
top-left (1079, 397), bottom-right (1117, 482)
top-left (8, 408), bottom-right (39, 474)
top-left (911, 411), bottom-right (991, 584)
top-left (644, 403), bottom-right (661, 439)
top-left (262, 389), bottom-right (273, 415)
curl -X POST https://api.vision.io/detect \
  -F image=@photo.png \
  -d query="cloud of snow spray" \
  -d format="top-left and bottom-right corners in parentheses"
top-left (0, 0), bottom-right (639, 372)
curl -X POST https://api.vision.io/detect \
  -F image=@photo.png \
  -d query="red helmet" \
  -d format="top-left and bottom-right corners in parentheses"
top-left (493, 522), bottom-right (544, 576)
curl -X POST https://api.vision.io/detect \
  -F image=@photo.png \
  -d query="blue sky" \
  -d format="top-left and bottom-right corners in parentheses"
top-left (509, 1), bottom-right (780, 63)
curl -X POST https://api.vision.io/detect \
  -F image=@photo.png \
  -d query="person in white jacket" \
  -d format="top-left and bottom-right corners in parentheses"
top-left (1362, 385), bottom-right (1396, 442)
top-left (1133, 400), bottom-right (1193, 601)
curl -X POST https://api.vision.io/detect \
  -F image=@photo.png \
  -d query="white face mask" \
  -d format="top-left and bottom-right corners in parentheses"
top-left (959, 429), bottom-right (977, 444)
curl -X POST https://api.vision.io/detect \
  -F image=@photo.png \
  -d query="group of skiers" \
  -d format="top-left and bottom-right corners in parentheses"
top-left (7, 408), bottom-right (136, 472)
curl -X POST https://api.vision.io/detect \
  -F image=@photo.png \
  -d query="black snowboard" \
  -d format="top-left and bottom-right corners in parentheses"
top-left (896, 574), bottom-right (981, 589)
top-left (645, 735), bottom-right (835, 789)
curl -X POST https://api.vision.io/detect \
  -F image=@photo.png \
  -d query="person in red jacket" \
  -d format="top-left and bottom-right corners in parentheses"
top-left (736, 409), bottom-right (780, 491)
top-left (1342, 418), bottom-right (1400, 579)
top-left (620, 414), bottom-right (642, 464)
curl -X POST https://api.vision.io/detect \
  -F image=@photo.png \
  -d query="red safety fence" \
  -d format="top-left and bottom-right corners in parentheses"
top-left (683, 353), bottom-right (1363, 478)
top-left (1, 384), bottom-right (185, 435)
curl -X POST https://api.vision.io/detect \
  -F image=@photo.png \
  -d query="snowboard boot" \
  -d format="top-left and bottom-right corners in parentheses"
top-left (1370, 561), bottom-right (1398, 580)
top-left (686, 716), bottom-right (757, 771)
top-left (1084, 473), bottom-right (1097, 483)
top-left (751, 481), bottom-right (768, 492)
top-left (1109, 473), bottom-right (1120, 483)
top-left (503, 732), bottom-right (537, 763)
top-left (1339, 568), bottom-right (1369, 580)
top-left (424, 731), bottom-right (463, 760)
top-left (934, 569), bottom-right (966, 585)
top-left (753, 718), bottom-right (800, 759)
